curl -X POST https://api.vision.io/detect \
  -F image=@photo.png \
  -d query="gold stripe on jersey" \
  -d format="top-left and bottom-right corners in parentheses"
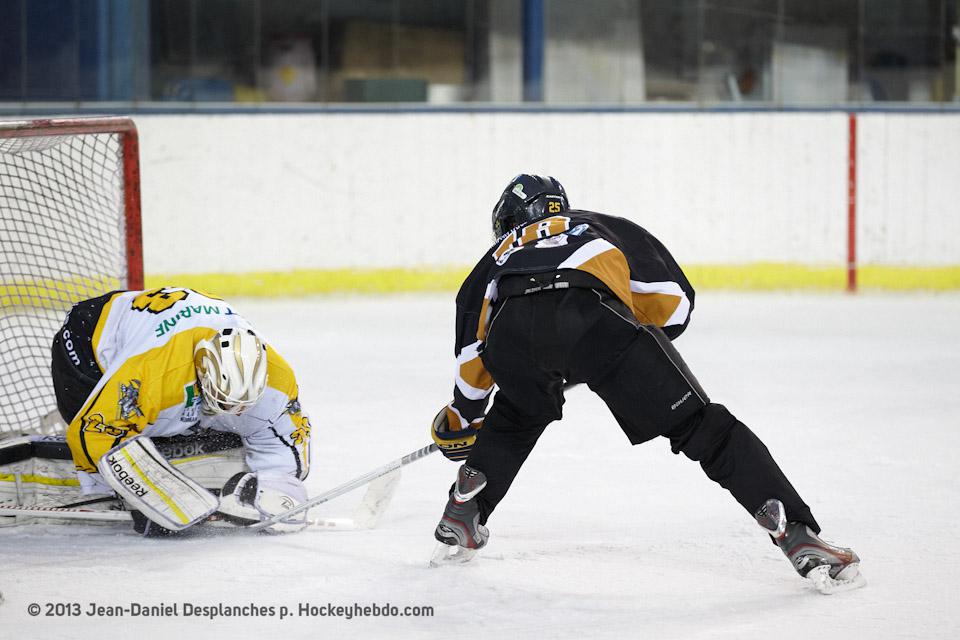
top-left (455, 340), bottom-right (494, 400)
top-left (477, 297), bottom-right (492, 342)
top-left (629, 292), bottom-right (682, 326)
top-left (67, 327), bottom-right (218, 473)
top-left (629, 280), bottom-right (690, 327)
top-left (264, 348), bottom-right (298, 399)
top-left (518, 216), bottom-right (571, 245)
top-left (557, 239), bottom-right (689, 328)
top-left (491, 216), bottom-right (571, 262)
top-left (492, 234), bottom-right (515, 263)
top-left (91, 291), bottom-right (124, 372)
top-left (558, 239), bottom-right (634, 310)
top-left (476, 279), bottom-right (498, 341)
top-left (459, 356), bottom-right (494, 398)
top-left (265, 348), bottom-right (311, 478)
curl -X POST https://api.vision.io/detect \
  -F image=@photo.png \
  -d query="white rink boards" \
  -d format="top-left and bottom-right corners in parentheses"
top-left (134, 112), bottom-right (960, 275)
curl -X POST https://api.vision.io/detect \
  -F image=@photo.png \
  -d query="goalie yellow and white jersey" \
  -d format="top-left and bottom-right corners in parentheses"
top-left (66, 287), bottom-right (311, 485)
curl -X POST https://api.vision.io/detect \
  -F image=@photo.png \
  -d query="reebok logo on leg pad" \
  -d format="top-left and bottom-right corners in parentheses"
top-left (97, 436), bottom-right (219, 531)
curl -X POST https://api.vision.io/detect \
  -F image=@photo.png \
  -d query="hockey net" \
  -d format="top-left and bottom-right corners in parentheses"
top-left (0, 117), bottom-right (142, 439)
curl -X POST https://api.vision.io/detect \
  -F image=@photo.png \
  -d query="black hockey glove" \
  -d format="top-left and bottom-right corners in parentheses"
top-left (430, 406), bottom-right (479, 461)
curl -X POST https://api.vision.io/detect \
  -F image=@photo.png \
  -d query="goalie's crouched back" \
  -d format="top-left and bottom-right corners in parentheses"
top-left (50, 290), bottom-right (117, 425)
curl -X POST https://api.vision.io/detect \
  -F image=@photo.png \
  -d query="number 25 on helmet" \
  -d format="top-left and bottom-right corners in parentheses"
top-left (491, 174), bottom-right (569, 239)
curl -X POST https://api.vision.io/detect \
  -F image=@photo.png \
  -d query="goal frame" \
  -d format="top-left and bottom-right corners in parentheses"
top-left (0, 116), bottom-right (144, 290)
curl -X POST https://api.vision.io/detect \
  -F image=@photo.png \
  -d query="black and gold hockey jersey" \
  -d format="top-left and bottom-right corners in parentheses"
top-left (445, 211), bottom-right (695, 433)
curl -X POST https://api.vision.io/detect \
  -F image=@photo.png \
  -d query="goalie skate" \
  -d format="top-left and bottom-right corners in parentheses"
top-left (756, 498), bottom-right (866, 595)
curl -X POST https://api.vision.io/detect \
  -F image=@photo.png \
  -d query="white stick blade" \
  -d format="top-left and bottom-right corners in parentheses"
top-left (352, 469), bottom-right (401, 529)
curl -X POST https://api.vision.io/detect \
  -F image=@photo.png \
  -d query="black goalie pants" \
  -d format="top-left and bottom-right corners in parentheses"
top-left (466, 286), bottom-right (819, 533)
top-left (50, 290), bottom-right (121, 424)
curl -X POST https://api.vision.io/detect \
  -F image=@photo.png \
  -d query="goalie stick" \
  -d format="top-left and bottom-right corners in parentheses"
top-left (0, 504), bottom-right (366, 530)
top-left (1, 444), bottom-right (438, 531)
top-left (0, 504), bottom-right (132, 522)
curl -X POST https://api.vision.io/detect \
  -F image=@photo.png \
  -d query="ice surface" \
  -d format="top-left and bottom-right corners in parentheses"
top-left (2, 292), bottom-right (958, 639)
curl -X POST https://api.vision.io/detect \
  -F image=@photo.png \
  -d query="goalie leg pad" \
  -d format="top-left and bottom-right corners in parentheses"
top-left (97, 437), bottom-right (219, 531)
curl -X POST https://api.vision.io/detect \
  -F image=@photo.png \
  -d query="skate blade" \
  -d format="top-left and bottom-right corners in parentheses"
top-left (807, 564), bottom-right (867, 595)
top-left (429, 541), bottom-right (478, 567)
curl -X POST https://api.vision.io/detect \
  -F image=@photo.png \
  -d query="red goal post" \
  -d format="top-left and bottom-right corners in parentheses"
top-left (0, 116), bottom-right (143, 437)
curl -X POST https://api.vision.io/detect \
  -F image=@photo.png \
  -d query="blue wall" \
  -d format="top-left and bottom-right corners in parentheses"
top-left (0, 0), bottom-right (148, 101)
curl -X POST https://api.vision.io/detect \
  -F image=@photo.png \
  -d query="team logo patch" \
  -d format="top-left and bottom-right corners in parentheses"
top-left (512, 183), bottom-right (527, 199)
top-left (82, 413), bottom-right (131, 438)
top-left (117, 380), bottom-right (144, 420)
top-left (180, 382), bottom-right (202, 423)
top-left (286, 398), bottom-right (311, 446)
top-left (286, 398), bottom-right (302, 415)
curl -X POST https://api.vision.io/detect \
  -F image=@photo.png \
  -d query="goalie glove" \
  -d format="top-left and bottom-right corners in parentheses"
top-left (218, 471), bottom-right (309, 533)
top-left (431, 406), bottom-right (480, 461)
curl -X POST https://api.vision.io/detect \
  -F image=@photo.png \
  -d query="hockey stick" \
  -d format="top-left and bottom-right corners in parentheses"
top-left (1, 444), bottom-right (439, 530)
top-left (0, 504), bottom-right (132, 522)
top-left (248, 443), bottom-right (438, 532)
top-left (0, 504), bottom-right (374, 531)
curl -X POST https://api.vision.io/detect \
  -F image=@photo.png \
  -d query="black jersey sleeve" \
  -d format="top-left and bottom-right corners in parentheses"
top-left (584, 213), bottom-right (696, 339)
top-left (446, 260), bottom-right (498, 431)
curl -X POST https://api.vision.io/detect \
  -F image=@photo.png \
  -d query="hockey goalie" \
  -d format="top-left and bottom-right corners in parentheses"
top-left (2, 287), bottom-right (312, 536)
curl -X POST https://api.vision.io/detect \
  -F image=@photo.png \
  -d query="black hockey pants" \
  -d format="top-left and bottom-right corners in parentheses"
top-left (50, 290), bottom-right (121, 424)
top-left (466, 285), bottom-right (819, 533)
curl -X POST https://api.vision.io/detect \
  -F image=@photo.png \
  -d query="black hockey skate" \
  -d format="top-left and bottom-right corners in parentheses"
top-left (430, 464), bottom-right (489, 567)
top-left (756, 498), bottom-right (866, 594)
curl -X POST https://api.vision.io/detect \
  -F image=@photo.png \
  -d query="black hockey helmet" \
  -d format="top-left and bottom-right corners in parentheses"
top-left (491, 174), bottom-right (569, 238)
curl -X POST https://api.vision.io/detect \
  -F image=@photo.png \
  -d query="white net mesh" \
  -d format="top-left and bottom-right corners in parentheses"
top-left (0, 125), bottom-right (130, 436)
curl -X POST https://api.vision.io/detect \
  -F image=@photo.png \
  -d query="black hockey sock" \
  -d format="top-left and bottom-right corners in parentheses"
top-left (667, 404), bottom-right (820, 533)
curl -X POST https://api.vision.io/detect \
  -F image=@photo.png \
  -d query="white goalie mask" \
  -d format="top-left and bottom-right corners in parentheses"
top-left (194, 327), bottom-right (268, 415)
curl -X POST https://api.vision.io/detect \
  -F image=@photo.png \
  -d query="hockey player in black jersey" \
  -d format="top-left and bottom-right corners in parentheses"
top-left (429, 174), bottom-right (864, 593)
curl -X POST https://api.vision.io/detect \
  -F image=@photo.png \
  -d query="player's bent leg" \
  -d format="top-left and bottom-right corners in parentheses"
top-left (465, 397), bottom-right (550, 526)
top-left (431, 464), bottom-right (490, 566)
top-left (97, 436), bottom-right (219, 534)
top-left (665, 403), bottom-right (819, 532)
top-left (584, 315), bottom-right (819, 531)
top-left (586, 320), bottom-right (709, 446)
top-left (472, 298), bottom-right (564, 525)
